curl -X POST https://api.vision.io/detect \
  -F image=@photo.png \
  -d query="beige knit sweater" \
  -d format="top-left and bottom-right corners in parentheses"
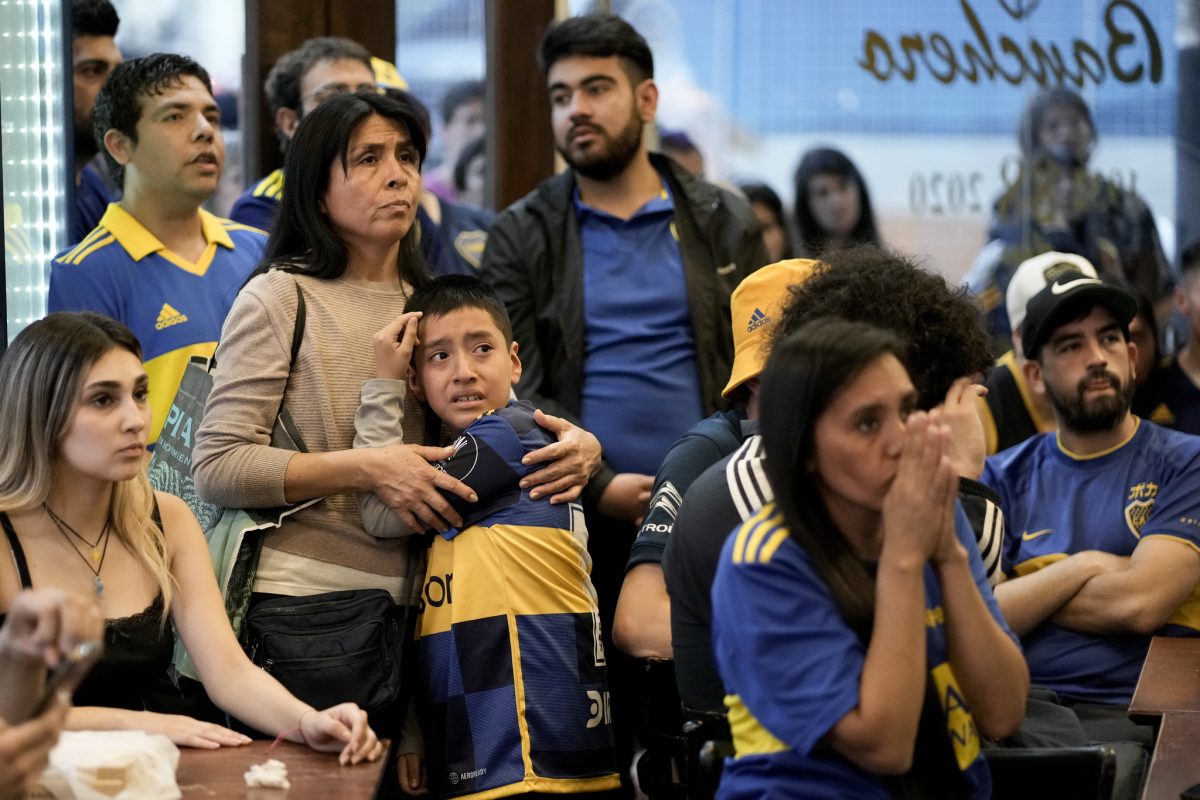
top-left (192, 268), bottom-right (426, 577)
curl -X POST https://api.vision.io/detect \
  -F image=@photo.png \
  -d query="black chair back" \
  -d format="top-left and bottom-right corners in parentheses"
top-left (985, 744), bottom-right (1118, 800)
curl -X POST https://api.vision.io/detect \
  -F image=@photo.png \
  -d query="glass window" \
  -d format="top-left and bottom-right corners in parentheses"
top-left (595, 0), bottom-right (1175, 288)
top-left (2, 0), bottom-right (70, 343)
top-left (395, 1), bottom-right (486, 173)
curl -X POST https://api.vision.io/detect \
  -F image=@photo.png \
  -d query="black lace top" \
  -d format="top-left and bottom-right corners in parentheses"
top-left (0, 510), bottom-right (177, 712)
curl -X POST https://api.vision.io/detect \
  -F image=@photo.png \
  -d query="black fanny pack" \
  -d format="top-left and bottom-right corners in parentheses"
top-left (242, 589), bottom-right (414, 728)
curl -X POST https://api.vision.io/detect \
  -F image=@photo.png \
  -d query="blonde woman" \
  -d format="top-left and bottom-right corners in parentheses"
top-left (0, 312), bottom-right (382, 763)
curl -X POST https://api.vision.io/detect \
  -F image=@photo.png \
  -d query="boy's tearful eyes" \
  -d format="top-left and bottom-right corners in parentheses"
top-left (409, 307), bottom-right (522, 434)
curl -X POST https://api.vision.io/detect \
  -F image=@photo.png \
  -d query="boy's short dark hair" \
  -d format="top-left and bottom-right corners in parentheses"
top-left (407, 275), bottom-right (514, 345)
top-left (93, 53), bottom-right (214, 189)
top-left (72, 0), bottom-right (119, 39)
top-left (537, 14), bottom-right (654, 84)
top-left (441, 79), bottom-right (485, 125)
top-left (264, 36), bottom-right (372, 116)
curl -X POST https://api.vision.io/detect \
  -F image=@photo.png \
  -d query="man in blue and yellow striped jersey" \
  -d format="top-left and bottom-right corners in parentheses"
top-left (49, 53), bottom-right (265, 445)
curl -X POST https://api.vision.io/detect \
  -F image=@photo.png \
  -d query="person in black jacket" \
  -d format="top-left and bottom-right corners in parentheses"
top-left (481, 13), bottom-right (765, 530)
top-left (479, 14), bottom-right (766, 792)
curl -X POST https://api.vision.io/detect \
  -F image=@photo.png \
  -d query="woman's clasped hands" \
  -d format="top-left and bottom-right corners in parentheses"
top-left (881, 409), bottom-right (960, 567)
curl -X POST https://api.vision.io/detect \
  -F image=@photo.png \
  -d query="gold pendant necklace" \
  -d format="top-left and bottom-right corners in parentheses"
top-left (44, 505), bottom-right (111, 597)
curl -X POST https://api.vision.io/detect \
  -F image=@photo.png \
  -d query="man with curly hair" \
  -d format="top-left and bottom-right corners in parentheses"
top-left (662, 244), bottom-right (1000, 715)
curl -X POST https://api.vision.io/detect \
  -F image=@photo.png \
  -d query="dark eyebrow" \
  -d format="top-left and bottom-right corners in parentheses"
top-left (1049, 330), bottom-right (1084, 347)
top-left (851, 401), bottom-right (885, 417)
top-left (84, 373), bottom-right (148, 391)
top-left (155, 100), bottom-right (220, 117)
top-left (421, 335), bottom-right (452, 351)
top-left (547, 74), bottom-right (617, 93)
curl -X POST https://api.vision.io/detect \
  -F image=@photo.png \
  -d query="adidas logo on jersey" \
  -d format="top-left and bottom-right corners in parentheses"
top-left (747, 307), bottom-right (769, 332)
top-left (155, 303), bottom-right (188, 330)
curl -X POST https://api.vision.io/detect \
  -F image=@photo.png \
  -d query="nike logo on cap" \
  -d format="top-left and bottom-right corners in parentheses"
top-left (1051, 277), bottom-right (1102, 295)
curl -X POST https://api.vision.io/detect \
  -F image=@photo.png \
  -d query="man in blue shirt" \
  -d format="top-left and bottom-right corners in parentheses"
top-left (480, 10), bottom-right (765, 599)
top-left (480, 15), bottom-right (766, 786)
top-left (50, 54), bottom-right (266, 445)
top-left (984, 273), bottom-right (1200, 712)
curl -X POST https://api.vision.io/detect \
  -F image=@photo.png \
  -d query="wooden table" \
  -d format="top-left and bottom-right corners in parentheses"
top-left (1128, 637), bottom-right (1200, 721)
top-left (1141, 711), bottom-right (1200, 800)
top-left (178, 740), bottom-right (391, 799)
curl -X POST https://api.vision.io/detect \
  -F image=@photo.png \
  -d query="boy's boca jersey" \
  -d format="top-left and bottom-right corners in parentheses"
top-left (417, 402), bottom-right (619, 800)
top-left (983, 419), bottom-right (1200, 704)
top-left (49, 204), bottom-right (266, 444)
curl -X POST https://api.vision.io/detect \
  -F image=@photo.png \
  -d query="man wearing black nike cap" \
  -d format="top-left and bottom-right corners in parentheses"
top-left (982, 271), bottom-right (1200, 736)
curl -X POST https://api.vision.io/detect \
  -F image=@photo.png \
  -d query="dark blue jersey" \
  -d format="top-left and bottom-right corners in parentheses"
top-left (712, 504), bottom-right (1004, 800)
top-left (49, 204), bottom-right (265, 444)
top-left (984, 420), bottom-right (1200, 703)
top-left (418, 401), bottom-right (619, 799)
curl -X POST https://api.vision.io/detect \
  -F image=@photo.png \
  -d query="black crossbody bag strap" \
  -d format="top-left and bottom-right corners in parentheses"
top-left (274, 280), bottom-right (307, 447)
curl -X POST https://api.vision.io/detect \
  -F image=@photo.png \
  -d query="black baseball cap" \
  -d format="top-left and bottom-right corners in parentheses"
top-left (1021, 271), bottom-right (1137, 359)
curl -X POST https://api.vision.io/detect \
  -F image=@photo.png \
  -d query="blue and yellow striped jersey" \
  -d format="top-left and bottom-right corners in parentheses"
top-left (983, 418), bottom-right (1200, 704)
top-left (417, 401), bottom-right (619, 800)
top-left (49, 203), bottom-right (266, 444)
top-left (711, 504), bottom-right (1004, 800)
top-left (228, 169), bottom-right (284, 232)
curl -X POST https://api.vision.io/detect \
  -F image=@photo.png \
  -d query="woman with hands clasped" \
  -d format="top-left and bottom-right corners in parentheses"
top-left (711, 318), bottom-right (1027, 800)
top-left (0, 313), bottom-right (382, 764)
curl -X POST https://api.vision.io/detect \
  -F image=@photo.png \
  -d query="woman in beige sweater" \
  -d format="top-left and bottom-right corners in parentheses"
top-left (192, 91), bottom-right (597, 733)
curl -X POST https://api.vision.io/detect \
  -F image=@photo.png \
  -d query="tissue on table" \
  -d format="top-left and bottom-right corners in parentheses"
top-left (36, 731), bottom-right (180, 800)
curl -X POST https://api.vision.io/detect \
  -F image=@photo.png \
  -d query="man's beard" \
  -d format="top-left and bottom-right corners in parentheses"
top-left (1045, 367), bottom-right (1135, 433)
top-left (558, 111), bottom-right (642, 182)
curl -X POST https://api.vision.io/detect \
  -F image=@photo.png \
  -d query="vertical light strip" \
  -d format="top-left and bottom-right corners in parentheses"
top-left (2, 0), bottom-right (68, 343)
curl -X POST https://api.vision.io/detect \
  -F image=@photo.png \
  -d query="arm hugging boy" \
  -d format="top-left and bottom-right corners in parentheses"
top-left (355, 276), bottom-right (619, 799)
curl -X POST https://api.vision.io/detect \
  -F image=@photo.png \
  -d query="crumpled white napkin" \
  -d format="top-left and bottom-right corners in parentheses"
top-left (37, 731), bottom-right (181, 800)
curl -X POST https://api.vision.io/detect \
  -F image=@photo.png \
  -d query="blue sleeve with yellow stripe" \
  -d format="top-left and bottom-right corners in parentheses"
top-left (48, 240), bottom-right (123, 318)
top-left (711, 505), bottom-right (865, 757)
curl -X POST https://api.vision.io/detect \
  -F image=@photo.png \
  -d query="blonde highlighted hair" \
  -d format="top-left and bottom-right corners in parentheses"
top-left (0, 312), bottom-right (173, 621)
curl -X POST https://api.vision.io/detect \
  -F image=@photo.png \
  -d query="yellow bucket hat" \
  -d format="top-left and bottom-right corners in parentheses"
top-left (723, 258), bottom-right (821, 398)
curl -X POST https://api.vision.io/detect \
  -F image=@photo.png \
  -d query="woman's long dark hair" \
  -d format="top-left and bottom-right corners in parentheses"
top-left (759, 318), bottom-right (903, 639)
top-left (760, 318), bottom-right (971, 799)
top-left (793, 148), bottom-right (880, 258)
top-left (255, 90), bottom-right (432, 287)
